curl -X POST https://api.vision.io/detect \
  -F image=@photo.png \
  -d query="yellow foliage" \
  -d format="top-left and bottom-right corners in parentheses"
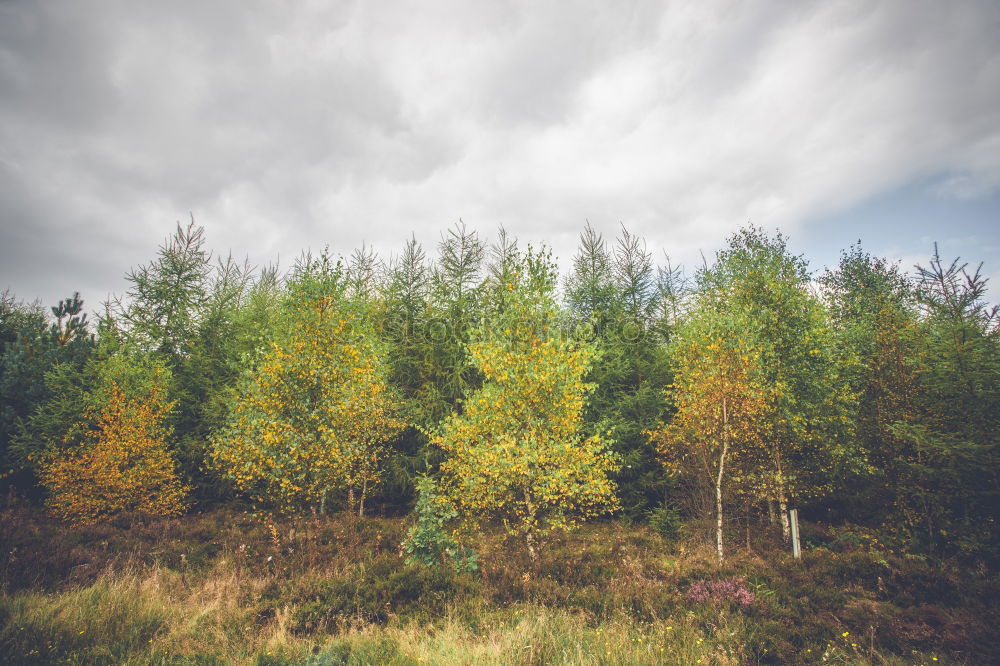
top-left (39, 381), bottom-right (188, 525)
top-left (210, 297), bottom-right (404, 512)
top-left (434, 298), bottom-right (619, 547)
top-left (648, 326), bottom-right (773, 511)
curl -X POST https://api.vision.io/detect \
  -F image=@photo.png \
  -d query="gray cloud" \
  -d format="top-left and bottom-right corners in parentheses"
top-left (1, 0), bottom-right (999, 310)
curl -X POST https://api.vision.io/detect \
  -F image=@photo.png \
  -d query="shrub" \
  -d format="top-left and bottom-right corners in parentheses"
top-left (686, 577), bottom-right (756, 609)
top-left (647, 503), bottom-right (682, 543)
top-left (401, 475), bottom-right (477, 574)
top-left (38, 381), bottom-right (187, 525)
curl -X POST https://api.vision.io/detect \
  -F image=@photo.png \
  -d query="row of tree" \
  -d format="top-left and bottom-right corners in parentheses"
top-left (1, 222), bottom-right (997, 564)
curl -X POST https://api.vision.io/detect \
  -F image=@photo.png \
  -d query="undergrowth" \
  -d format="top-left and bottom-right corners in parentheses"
top-left (0, 508), bottom-right (995, 664)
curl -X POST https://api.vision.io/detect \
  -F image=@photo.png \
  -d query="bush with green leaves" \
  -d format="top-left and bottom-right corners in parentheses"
top-left (402, 474), bottom-right (477, 573)
top-left (647, 503), bottom-right (682, 542)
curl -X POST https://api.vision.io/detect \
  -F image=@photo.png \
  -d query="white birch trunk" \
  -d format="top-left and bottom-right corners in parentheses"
top-left (716, 395), bottom-right (729, 564)
top-left (775, 456), bottom-right (791, 542)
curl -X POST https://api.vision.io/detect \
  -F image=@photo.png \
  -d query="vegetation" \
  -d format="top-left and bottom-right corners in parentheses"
top-left (1, 508), bottom-right (996, 664)
top-left (431, 246), bottom-right (619, 563)
top-left (39, 378), bottom-right (187, 524)
top-left (210, 254), bottom-right (404, 516)
top-left (1, 220), bottom-right (998, 663)
top-left (649, 302), bottom-right (770, 563)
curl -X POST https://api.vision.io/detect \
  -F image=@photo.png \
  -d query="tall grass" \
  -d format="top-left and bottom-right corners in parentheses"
top-left (0, 509), bottom-right (989, 664)
top-left (0, 560), bottom-right (266, 664)
top-left (0, 559), bottom-right (751, 665)
top-left (0, 563), bottom-right (952, 665)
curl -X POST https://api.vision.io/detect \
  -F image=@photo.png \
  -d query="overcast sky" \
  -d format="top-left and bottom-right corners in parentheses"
top-left (2, 0), bottom-right (999, 312)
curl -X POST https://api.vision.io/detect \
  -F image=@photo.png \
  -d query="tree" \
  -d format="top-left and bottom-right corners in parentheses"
top-left (109, 220), bottom-right (212, 486)
top-left (565, 223), bottom-right (618, 327)
top-left (434, 248), bottom-right (619, 562)
top-left (113, 220), bottom-right (211, 359)
top-left (564, 224), bottom-right (673, 519)
top-left (889, 246), bottom-right (1000, 559)
top-left (210, 257), bottom-right (404, 515)
top-left (38, 371), bottom-right (187, 524)
top-left (402, 474), bottom-right (478, 572)
top-left (649, 306), bottom-right (769, 562)
top-left (422, 221), bottom-right (487, 424)
top-left (698, 227), bottom-right (856, 540)
top-left (821, 245), bottom-right (920, 524)
top-left (614, 224), bottom-right (657, 327)
top-left (1, 291), bottom-right (94, 490)
top-left (108, 221), bottom-right (271, 500)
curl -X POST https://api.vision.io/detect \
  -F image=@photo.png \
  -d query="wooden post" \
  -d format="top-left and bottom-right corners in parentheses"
top-left (789, 509), bottom-right (801, 560)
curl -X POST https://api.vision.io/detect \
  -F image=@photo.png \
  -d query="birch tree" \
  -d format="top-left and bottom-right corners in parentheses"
top-left (650, 307), bottom-right (769, 562)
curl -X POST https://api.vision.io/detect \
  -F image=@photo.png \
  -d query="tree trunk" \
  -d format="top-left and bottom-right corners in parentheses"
top-left (716, 395), bottom-right (729, 564)
top-left (778, 494), bottom-right (790, 543)
top-left (745, 497), bottom-right (752, 553)
top-left (358, 478), bottom-right (368, 518)
top-left (523, 489), bottom-right (540, 566)
top-left (923, 492), bottom-right (935, 557)
top-left (348, 485), bottom-right (355, 511)
top-left (776, 457), bottom-right (790, 542)
top-left (526, 529), bottom-right (538, 565)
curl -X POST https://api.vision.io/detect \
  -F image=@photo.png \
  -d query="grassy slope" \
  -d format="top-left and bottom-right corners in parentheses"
top-left (0, 508), bottom-right (996, 665)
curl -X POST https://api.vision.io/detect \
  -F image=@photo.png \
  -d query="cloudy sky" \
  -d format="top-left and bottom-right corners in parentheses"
top-left (2, 0), bottom-right (999, 310)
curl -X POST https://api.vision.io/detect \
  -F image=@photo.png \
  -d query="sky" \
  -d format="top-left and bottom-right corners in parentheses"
top-left (2, 0), bottom-right (999, 312)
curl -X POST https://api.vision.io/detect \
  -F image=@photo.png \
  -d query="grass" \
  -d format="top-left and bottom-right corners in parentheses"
top-left (0, 507), bottom-right (995, 664)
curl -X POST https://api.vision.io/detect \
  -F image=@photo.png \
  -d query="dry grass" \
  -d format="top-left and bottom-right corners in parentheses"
top-left (0, 508), bottom-right (993, 664)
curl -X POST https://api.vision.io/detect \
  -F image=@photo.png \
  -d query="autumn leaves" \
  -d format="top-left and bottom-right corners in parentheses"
top-left (433, 279), bottom-right (620, 560)
top-left (209, 293), bottom-right (405, 517)
top-left (649, 229), bottom-right (856, 562)
top-left (40, 372), bottom-right (188, 524)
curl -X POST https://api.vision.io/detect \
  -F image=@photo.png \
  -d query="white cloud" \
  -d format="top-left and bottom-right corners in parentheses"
top-left (1, 0), bottom-right (999, 307)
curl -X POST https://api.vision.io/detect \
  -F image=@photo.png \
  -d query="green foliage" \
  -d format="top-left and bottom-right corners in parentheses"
top-left (402, 475), bottom-right (477, 573)
top-left (820, 245), bottom-right (920, 524)
top-left (7, 338), bottom-right (155, 485)
top-left (647, 502), bottom-right (682, 542)
top-left (210, 256), bottom-right (405, 515)
top-left (108, 221), bottom-right (268, 501)
top-left (822, 242), bottom-right (1000, 561)
top-left (894, 248), bottom-right (1000, 559)
top-left (698, 227), bottom-right (858, 522)
top-left (2, 220), bottom-right (997, 572)
top-left (563, 225), bottom-right (673, 520)
top-left (421, 221), bottom-right (487, 425)
top-left (434, 246), bottom-right (620, 559)
top-left (1, 291), bottom-right (94, 488)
